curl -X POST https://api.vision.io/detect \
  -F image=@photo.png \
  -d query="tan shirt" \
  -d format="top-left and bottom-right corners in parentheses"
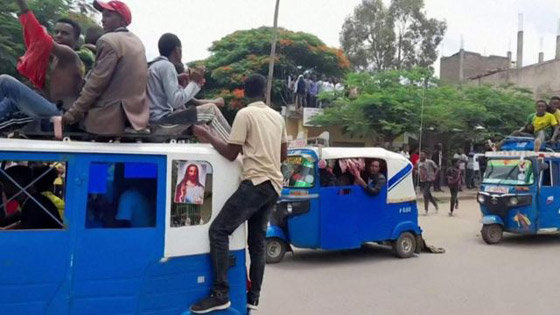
top-left (228, 101), bottom-right (287, 194)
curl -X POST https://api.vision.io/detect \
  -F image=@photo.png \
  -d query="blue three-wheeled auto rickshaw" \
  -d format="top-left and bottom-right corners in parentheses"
top-left (479, 137), bottom-right (560, 244)
top-left (265, 147), bottom-right (422, 263)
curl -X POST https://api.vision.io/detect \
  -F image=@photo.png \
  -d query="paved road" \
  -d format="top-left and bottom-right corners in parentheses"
top-left (259, 199), bottom-right (560, 315)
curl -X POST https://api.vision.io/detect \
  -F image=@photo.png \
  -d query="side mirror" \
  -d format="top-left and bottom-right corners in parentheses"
top-left (540, 163), bottom-right (549, 171)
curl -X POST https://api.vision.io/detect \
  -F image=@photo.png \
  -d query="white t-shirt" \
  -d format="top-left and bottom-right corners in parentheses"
top-left (454, 153), bottom-right (468, 170)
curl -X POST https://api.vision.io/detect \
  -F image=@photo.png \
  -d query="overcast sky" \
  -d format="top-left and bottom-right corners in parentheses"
top-left (121, 0), bottom-right (560, 75)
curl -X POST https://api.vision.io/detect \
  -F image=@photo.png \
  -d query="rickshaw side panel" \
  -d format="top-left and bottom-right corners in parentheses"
top-left (285, 198), bottom-right (321, 248)
top-left (319, 185), bottom-right (362, 250)
top-left (537, 160), bottom-right (560, 229)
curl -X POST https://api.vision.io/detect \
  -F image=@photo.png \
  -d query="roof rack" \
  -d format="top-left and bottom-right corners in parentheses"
top-left (1, 120), bottom-right (196, 143)
top-left (500, 136), bottom-right (560, 153)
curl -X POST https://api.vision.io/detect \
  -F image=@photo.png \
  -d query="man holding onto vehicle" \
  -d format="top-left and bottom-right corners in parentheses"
top-left (352, 160), bottom-right (386, 196)
top-left (147, 33), bottom-right (231, 140)
top-left (56, 0), bottom-right (149, 136)
top-left (0, 0), bottom-right (84, 129)
top-left (190, 74), bottom-right (287, 313)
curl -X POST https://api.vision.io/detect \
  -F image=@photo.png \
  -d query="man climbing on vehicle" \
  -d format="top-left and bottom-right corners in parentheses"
top-left (190, 74), bottom-right (287, 313)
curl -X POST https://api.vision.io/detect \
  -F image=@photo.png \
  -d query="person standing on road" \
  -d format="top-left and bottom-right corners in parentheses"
top-left (418, 151), bottom-right (439, 215)
top-left (432, 144), bottom-right (443, 192)
top-left (446, 159), bottom-right (461, 216)
top-left (190, 74), bottom-right (288, 313)
top-left (453, 149), bottom-right (468, 190)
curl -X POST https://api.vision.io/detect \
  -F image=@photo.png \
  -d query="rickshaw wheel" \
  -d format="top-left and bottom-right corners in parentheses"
top-left (481, 224), bottom-right (503, 244)
top-left (266, 238), bottom-right (287, 264)
top-left (392, 232), bottom-right (416, 259)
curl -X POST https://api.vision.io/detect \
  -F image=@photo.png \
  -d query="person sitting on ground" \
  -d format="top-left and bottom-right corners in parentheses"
top-left (55, 0), bottom-right (150, 137)
top-left (351, 159), bottom-right (387, 196)
top-left (32, 165), bottom-right (65, 220)
top-left (0, 0), bottom-right (84, 130)
top-left (147, 33), bottom-right (231, 140)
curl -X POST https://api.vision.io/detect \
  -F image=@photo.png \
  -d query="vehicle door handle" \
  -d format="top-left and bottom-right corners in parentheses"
top-left (338, 188), bottom-right (352, 195)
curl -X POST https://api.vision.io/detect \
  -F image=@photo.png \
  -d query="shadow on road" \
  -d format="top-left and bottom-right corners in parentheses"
top-left (498, 234), bottom-right (560, 247)
top-left (273, 243), bottom-right (417, 267)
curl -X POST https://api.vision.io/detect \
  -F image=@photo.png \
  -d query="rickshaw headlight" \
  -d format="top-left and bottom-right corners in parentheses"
top-left (477, 194), bottom-right (486, 204)
top-left (509, 197), bottom-right (519, 206)
top-left (287, 203), bottom-right (293, 213)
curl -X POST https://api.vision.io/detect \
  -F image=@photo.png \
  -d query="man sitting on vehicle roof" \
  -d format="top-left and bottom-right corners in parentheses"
top-left (0, 0), bottom-right (85, 131)
top-left (526, 100), bottom-right (558, 151)
top-left (54, 0), bottom-right (150, 137)
top-left (147, 33), bottom-right (231, 141)
top-left (489, 100), bottom-right (559, 152)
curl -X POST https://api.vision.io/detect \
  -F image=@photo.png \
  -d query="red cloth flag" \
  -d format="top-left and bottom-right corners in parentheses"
top-left (16, 11), bottom-right (54, 90)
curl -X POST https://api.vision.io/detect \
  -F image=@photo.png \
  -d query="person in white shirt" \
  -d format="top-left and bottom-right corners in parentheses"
top-left (453, 149), bottom-right (468, 190)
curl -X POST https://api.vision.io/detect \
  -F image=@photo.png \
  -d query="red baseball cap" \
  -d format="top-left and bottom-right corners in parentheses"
top-left (93, 0), bottom-right (132, 26)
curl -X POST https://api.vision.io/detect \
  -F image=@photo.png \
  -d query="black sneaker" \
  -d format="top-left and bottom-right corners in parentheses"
top-left (247, 298), bottom-right (259, 311)
top-left (190, 295), bottom-right (231, 314)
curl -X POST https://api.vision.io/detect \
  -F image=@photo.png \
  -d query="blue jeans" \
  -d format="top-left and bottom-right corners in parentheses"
top-left (0, 75), bottom-right (61, 120)
top-left (209, 180), bottom-right (278, 302)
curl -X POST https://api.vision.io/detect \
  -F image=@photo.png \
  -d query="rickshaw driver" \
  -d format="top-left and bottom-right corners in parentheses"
top-left (191, 74), bottom-right (287, 313)
top-left (351, 159), bottom-right (386, 196)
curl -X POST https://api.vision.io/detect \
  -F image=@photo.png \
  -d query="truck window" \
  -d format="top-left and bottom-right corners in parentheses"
top-left (86, 162), bottom-right (158, 228)
top-left (0, 161), bottom-right (66, 230)
top-left (171, 160), bottom-right (213, 227)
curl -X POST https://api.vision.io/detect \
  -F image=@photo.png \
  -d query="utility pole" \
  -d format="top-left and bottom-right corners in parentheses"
top-left (266, 0), bottom-right (280, 105)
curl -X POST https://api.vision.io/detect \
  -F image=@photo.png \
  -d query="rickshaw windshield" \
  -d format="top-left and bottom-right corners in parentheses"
top-left (282, 155), bottom-right (315, 188)
top-left (483, 159), bottom-right (534, 185)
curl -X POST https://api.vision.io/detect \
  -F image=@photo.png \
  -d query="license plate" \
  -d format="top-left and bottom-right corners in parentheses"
top-left (485, 186), bottom-right (509, 193)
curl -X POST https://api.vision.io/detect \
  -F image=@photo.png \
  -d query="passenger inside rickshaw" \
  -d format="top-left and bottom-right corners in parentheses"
top-left (85, 162), bottom-right (157, 228)
top-left (0, 164), bottom-right (64, 230)
top-left (330, 158), bottom-right (387, 191)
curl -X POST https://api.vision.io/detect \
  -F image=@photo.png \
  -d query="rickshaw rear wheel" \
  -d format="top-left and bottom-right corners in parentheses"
top-left (266, 238), bottom-right (287, 264)
top-left (481, 224), bottom-right (503, 244)
top-left (392, 232), bottom-right (416, 258)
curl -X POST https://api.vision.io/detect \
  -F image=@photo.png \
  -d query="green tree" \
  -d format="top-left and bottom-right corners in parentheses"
top-left (311, 69), bottom-right (534, 147)
top-left (191, 27), bottom-right (350, 113)
top-left (341, 0), bottom-right (446, 71)
top-left (0, 0), bottom-right (97, 77)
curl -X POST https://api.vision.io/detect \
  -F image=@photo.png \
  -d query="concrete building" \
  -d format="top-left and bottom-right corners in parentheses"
top-left (441, 16), bottom-right (560, 98)
top-left (471, 58), bottom-right (560, 97)
top-left (440, 50), bottom-right (510, 84)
